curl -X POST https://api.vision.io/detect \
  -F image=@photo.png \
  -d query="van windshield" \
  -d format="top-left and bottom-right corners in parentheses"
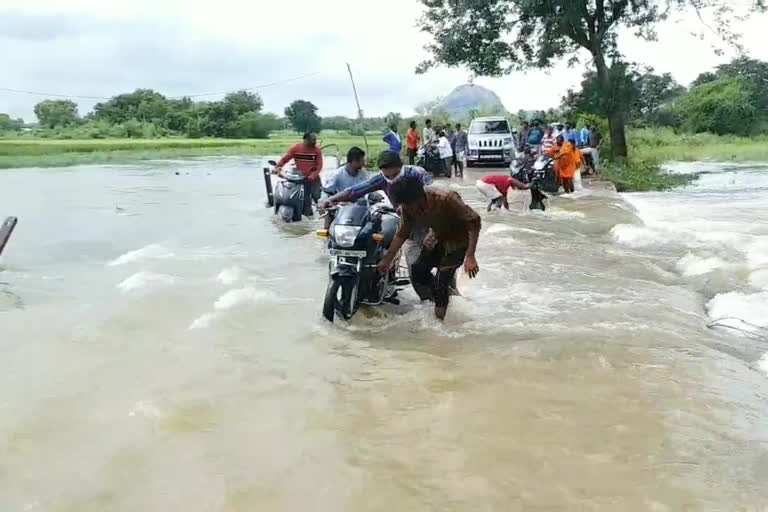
top-left (469, 120), bottom-right (510, 134)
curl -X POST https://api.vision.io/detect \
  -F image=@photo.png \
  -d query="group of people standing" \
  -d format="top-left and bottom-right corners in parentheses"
top-left (517, 119), bottom-right (603, 194)
top-left (384, 119), bottom-right (468, 178)
top-left (519, 119), bottom-right (603, 170)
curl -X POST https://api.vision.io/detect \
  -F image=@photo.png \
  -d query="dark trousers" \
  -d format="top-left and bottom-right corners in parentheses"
top-left (411, 244), bottom-right (466, 308)
top-left (562, 178), bottom-right (575, 194)
top-left (302, 180), bottom-right (321, 215)
top-left (407, 148), bottom-right (417, 165)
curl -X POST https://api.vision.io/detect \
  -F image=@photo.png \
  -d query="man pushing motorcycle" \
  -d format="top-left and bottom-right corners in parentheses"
top-left (378, 176), bottom-right (481, 320)
top-left (273, 132), bottom-right (324, 216)
top-left (320, 151), bottom-right (465, 300)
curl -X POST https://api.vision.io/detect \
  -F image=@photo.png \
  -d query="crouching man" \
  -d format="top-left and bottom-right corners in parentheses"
top-left (376, 177), bottom-right (481, 320)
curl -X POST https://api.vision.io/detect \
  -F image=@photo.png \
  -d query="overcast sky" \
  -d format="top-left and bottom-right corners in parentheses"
top-left (2, 0), bottom-right (767, 123)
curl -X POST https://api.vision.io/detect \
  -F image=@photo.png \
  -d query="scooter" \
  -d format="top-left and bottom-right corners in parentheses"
top-left (317, 193), bottom-right (409, 322)
top-left (264, 160), bottom-right (317, 223)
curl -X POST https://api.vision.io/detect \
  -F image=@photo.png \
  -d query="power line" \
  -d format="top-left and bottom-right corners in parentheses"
top-left (0, 87), bottom-right (110, 100)
top-left (0, 72), bottom-right (321, 102)
top-left (177, 72), bottom-right (320, 98)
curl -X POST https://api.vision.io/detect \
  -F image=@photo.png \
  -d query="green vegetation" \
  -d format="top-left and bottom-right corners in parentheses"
top-left (284, 100), bottom-right (322, 134)
top-left (0, 133), bottom-right (391, 169)
top-left (418, 0), bottom-right (765, 160)
top-left (600, 159), bottom-right (695, 193)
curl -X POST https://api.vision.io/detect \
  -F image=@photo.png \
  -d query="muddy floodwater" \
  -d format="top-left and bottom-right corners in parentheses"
top-left (1, 158), bottom-right (767, 510)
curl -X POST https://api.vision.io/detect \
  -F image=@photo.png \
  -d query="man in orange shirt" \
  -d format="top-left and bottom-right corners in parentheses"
top-left (548, 135), bottom-right (581, 194)
top-left (406, 120), bottom-right (421, 165)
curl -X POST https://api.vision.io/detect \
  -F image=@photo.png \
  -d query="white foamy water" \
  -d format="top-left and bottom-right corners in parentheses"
top-left (675, 252), bottom-right (727, 276)
top-left (759, 353), bottom-right (768, 377)
top-left (707, 291), bottom-right (768, 329)
top-left (213, 286), bottom-right (277, 311)
top-left (216, 266), bottom-right (243, 285)
top-left (108, 243), bottom-right (175, 266)
top-left (117, 271), bottom-right (176, 293)
top-left (2, 159), bottom-right (768, 510)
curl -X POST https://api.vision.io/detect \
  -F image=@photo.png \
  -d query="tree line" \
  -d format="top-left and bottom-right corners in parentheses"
top-left (0, 88), bottom-right (404, 139)
top-left (563, 57), bottom-right (768, 137)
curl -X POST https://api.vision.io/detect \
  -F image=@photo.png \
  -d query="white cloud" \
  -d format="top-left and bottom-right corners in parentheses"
top-left (1, 1), bottom-right (766, 122)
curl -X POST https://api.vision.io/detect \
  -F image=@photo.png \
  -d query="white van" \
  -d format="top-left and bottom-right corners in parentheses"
top-left (466, 116), bottom-right (515, 167)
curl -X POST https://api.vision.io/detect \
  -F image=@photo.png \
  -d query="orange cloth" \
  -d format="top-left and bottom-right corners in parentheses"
top-left (406, 128), bottom-right (421, 150)
top-left (549, 142), bottom-right (581, 179)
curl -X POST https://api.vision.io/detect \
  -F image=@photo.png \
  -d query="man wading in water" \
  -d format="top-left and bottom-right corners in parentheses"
top-left (377, 176), bottom-right (481, 320)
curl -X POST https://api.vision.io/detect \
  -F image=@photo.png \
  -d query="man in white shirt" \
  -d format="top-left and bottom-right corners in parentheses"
top-left (423, 118), bottom-right (434, 144)
top-left (436, 129), bottom-right (454, 177)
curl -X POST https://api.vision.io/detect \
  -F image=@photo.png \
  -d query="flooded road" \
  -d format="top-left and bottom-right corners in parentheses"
top-left (1, 158), bottom-right (767, 510)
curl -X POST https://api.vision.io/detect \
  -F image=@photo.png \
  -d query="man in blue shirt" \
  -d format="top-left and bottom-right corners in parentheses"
top-left (383, 123), bottom-right (402, 154)
top-left (579, 125), bottom-right (591, 147)
top-left (321, 151), bottom-right (432, 207)
top-left (564, 122), bottom-right (579, 145)
top-left (527, 119), bottom-right (544, 146)
top-left (324, 147), bottom-right (369, 196)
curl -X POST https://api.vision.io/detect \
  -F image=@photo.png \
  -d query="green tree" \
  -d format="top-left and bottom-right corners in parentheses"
top-left (384, 112), bottom-right (403, 129)
top-left (678, 76), bottom-right (757, 135)
top-left (92, 89), bottom-right (169, 125)
top-left (417, 0), bottom-right (765, 160)
top-left (33, 100), bottom-right (79, 128)
top-left (322, 116), bottom-right (354, 131)
top-left (233, 112), bottom-right (279, 139)
top-left (284, 100), bottom-right (322, 134)
top-left (222, 90), bottom-right (263, 116)
top-left (693, 57), bottom-right (768, 113)
top-left (0, 114), bottom-right (24, 132)
top-left (563, 64), bottom-right (685, 126)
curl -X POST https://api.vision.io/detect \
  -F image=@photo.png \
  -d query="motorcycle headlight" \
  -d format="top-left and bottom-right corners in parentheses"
top-left (333, 225), bottom-right (362, 247)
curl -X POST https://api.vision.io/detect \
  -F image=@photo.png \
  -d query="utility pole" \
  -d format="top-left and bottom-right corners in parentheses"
top-left (346, 63), bottom-right (369, 155)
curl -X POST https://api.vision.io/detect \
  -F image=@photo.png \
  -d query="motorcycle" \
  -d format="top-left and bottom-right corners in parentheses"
top-left (318, 193), bottom-right (409, 322)
top-left (264, 160), bottom-right (317, 223)
top-left (417, 143), bottom-right (450, 177)
top-left (530, 155), bottom-right (559, 194)
top-left (510, 149), bottom-right (557, 211)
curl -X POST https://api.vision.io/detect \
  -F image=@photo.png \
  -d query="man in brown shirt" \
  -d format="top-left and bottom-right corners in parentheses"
top-left (377, 177), bottom-right (481, 320)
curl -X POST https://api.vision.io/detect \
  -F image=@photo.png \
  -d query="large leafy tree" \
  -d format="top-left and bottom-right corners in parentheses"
top-left (417, 0), bottom-right (765, 159)
top-left (92, 89), bottom-right (169, 125)
top-left (692, 57), bottom-right (768, 112)
top-left (679, 76), bottom-right (757, 135)
top-left (33, 99), bottom-right (79, 128)
top-left (563, 63), bottom-right (685, 125)
top-left (284, 100), bottom-right (322, 134)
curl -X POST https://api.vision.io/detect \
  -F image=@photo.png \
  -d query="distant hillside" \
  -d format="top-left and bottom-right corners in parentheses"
top-left (438, 84), bottom-right (507, 118)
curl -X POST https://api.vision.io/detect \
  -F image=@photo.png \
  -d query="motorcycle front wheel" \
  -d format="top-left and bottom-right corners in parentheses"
top-left (322, 275), bottom-right (359, 322)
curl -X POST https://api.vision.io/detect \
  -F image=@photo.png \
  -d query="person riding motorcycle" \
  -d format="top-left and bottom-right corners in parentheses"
top-left (320, 146), bottom-right (369, 228)
top-left (319, 151), bottom-right (438, 288)
top-left (273, 132), bottom-right (323, 216)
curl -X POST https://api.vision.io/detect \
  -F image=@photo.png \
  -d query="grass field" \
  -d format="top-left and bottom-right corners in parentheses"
top-left (627, 128), bottom-right (768, 162)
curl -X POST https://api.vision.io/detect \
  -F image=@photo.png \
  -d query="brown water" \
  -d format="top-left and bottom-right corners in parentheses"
top-left (1, 158), bottom-right (767, 510)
